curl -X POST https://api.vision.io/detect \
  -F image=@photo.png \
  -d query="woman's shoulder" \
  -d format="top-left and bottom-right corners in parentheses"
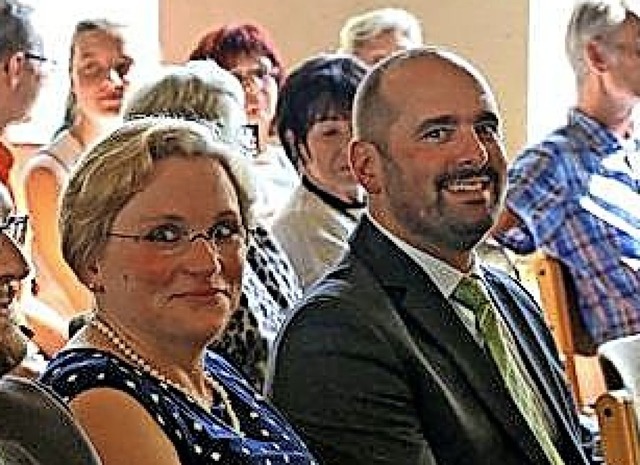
top-left (24, 131), bottom-right (81, 177)
top-left (40, 348), bottom-right (140, 397)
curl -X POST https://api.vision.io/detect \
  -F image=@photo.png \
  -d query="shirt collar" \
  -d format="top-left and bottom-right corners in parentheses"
top-left (569, 108), bottom-right (626, 156)
top-left (366, 213), bottom-right (481, 298)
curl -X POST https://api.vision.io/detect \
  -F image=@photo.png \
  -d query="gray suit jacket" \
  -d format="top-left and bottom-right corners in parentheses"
top-left (267, 218), bottom-right (589, 465)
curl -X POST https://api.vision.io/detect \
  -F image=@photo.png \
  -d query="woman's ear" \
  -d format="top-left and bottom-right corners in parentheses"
top-left (349, 140), bottom-right (383, 195)
top-left (82, 261), bottom-right (105, 294)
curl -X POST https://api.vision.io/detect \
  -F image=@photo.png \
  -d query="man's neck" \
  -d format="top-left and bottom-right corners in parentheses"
top-left (577, 87), bottom-right (637, 138)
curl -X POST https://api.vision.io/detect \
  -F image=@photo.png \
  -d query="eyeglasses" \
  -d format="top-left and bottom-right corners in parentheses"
top-left (229, 58), bottom-right (278, 88)
top-left (25, 51), bottom-right (57, 73)
top-left (107, 220), bottom-right (246, 256)
top-left (0, 215), bottom-right (28, 245)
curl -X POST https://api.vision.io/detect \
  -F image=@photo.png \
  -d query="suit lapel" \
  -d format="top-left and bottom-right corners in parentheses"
top-left (350, 220), bottom-right (548, 463)
top-left (483, 269), bottom-right (585, 461)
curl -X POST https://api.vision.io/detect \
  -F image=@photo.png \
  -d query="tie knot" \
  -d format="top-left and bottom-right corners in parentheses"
top-left (453, 276), bottom-right (492, 316)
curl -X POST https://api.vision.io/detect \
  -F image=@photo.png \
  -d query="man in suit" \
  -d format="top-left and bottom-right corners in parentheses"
top-left (267, 47), bottom-right (591, 465)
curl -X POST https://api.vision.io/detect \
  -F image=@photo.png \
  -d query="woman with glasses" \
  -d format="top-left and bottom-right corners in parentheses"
top-left (22, 18), bottom-right (134, 321)
top-left (40, 118), bottom-right (316, 465)
top-left (190, 23), bottom-right (298, 223)
top-left (122, 60), bottom-right (302, 391)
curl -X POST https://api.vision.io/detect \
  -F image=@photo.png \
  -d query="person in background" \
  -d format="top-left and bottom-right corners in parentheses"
top-left (338, 7), bottom-right (423, 66)
top-left (123, 60), bottom-right (302, 391)
top-left (272, 54), bottom-right (366, 290)
top-left (0, 183), bottom-right (56, 376)
top-left (0, 209), bottom-right (101, 465)
top-left (0, 0), bottom-right (48, 194)
top-left (493, 0), bottom-right (640, 420)
top-left (0, 208), bottom-right (32, 377)
top-left (22, 19), bottom-right (134, 320)
top-left (268, 47), bottom-right (592, 465)
top-left (189, 23), bottom-right (298, 222)
top-left (40, 118), bottom-right (316, 465)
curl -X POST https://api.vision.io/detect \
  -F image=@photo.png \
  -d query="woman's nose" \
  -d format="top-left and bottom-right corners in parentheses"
top-left (185, 237), bottom-right (223, 275)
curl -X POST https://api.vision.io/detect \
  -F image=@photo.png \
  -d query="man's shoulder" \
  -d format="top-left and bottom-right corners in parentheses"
top-left (515, 123), bottom-right (584, 163)
top-left (280, 251), bottom-right (392, 331)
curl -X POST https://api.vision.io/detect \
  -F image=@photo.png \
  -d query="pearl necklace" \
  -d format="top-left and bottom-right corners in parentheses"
top-left (89, 315), bottom-right (242, 433)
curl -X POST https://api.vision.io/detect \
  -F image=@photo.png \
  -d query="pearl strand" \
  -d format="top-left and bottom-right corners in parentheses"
top-left (89, 315), bottom-right (242, 434)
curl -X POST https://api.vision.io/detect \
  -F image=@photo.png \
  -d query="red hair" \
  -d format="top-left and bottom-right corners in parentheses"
top-left (189, 23), bottom-right (285, 86)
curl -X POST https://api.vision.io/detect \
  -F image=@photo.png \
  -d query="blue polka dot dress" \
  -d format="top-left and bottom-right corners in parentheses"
top-left (40, 349), bottom-right (317, 465)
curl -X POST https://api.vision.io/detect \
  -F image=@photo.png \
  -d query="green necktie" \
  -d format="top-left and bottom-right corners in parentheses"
top-left (454, 275), bottom-right (565, 465)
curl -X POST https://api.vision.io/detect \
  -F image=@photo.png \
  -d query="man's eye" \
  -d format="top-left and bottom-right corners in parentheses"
top-left (143, 224), bottom-right (184, 243)
top-left (475, 121), bottom-right (501, 140)
top-left (422, 126), bottom-right (454, 143)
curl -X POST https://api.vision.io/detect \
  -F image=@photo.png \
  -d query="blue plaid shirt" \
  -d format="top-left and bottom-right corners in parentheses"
top-left (496, 108), bottom-right (640, 344)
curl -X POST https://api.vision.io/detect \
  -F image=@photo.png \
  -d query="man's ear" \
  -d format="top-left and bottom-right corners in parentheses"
top-left (5, 52), bottom-right (26, 89)
top-left (349, 139), bottom-right (383, 195)
top-left (585, 39), bottom-right (611, 74)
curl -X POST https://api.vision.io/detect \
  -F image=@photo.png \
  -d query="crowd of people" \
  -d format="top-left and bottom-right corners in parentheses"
top-left (1, 0), bottom-right (639, 464)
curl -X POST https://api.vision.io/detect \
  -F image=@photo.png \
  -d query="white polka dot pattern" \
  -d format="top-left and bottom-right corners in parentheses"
top-left (40, 348), bottom-right (317, 465)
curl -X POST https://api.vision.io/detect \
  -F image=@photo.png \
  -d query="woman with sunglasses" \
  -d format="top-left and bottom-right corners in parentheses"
top-left (40, 118), bottom-right (316, 465)
top-left (22, 18), bottom-right (134, 321)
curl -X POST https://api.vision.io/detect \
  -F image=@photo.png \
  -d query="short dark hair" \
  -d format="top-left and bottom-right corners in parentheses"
top-left (275, 54), bottom-right (366, 169)
top-left (189, 23), bottom-right (285, 87)
top-left (0, 0), bottom-right (36, 60)
top-left (353, 46), bottom-right (462, 153)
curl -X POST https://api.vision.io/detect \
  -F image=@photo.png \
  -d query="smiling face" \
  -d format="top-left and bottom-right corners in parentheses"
top-left (353, 54), bottom-right (507, 270)
top-left (91, 156), bottom-right (246, 345)
top-left (71, 29), bottom-right (133, 119)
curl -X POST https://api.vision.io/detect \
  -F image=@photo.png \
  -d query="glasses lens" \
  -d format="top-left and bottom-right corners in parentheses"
top-left (25, 52), bottom-right (57, 73)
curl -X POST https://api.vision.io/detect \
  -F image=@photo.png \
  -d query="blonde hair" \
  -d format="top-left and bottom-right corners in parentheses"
top-left (338, 7), bottom-right (423, 54)
top-left (60, 117), bottom-right (256, 279)
top-left (124, 60), bottom-right (246, 141)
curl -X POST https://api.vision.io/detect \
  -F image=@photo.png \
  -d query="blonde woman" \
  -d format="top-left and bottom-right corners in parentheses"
top-left (22, 19), bottom-right (134, 319)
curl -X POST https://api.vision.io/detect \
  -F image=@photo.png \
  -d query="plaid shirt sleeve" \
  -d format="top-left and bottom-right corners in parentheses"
top-left (497, 138), bottom-right (573, 254)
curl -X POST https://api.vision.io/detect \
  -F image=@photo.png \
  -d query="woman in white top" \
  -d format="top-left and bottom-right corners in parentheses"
top-left (272, 54), bottom-right (367, 289)
top-left (22, 19), bottom-right (134, 320)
